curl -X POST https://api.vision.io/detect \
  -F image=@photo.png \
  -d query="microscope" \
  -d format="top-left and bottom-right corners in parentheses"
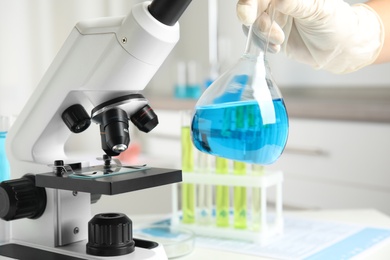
top-left (0, 0), bottom-right (191, 259)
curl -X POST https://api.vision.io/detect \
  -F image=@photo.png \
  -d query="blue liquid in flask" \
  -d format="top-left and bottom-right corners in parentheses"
top-left (191, 99), bottom-right (288, 165)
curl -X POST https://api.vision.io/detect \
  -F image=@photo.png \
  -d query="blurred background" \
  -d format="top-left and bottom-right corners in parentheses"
top-left (1, 0), bottom-right (389, 216)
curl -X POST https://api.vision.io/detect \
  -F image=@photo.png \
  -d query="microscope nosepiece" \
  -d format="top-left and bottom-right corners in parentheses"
top-left (91, 95), bottom-right (158, 156)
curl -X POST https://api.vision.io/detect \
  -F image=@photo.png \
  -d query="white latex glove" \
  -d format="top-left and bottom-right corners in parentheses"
top-left (237, 0), bottom-right (385, 74)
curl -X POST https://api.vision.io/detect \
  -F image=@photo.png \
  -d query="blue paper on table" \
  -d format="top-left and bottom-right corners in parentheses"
top-left (304, 227), bottom-right (390, 260)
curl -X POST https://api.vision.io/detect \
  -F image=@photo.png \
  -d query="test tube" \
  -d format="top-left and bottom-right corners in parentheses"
top-left (233, 161), bottom-right (247, 229)
top-left (197, 151), bottom-right (212, 225)
top-left (231, 98), bottom-right (248, 229)
top-left (181, 111), bottom-right (195, 224)
top-left (174, 61), bottom-right (187, 99)
top-left (215, 157), bottom-right (229, 227)
top-left (0, 116), bottom-right (11, 243)
top-left (186, 60), bottom-right (201, 99)
top-left (252, 164), bottom-right (265, 230)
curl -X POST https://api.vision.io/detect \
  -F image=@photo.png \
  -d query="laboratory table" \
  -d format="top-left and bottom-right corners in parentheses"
top-left (1, 209), bottom-right (389, 259)
top-left (174, 209), bottom-right (390, 260)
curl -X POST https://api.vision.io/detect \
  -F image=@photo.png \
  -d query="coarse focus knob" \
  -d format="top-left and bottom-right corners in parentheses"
top-left (62, 104), bottom-right (91, 133)
top-left (87, 213), bottom-right (135, 256)
top-left (0, 174), bottom-right (47, 221)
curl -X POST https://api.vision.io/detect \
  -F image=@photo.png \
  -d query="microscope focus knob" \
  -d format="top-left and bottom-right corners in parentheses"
top-left (0, 174), bottom-right (47, 221)
top-left (87, 213), bottom-right (135, 256)
top-left (62, 104), bottom-right (91, 133)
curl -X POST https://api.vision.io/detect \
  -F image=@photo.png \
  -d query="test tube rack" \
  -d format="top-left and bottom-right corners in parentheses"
top-left (171, 166), bottom-right (284, 245)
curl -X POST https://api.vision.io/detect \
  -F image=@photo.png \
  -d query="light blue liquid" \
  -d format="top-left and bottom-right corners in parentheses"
top-left (191, 99), bottom-right (288, 165)
top-left (0, 132), bottom-right (10, 182)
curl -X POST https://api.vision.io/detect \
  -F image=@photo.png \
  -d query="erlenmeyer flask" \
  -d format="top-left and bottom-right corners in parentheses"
top-left (191, 25), bottom-right (289, 165)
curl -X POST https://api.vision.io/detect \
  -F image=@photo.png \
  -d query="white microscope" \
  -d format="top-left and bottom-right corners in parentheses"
top-left (0, 0), bottom-right (191, 259)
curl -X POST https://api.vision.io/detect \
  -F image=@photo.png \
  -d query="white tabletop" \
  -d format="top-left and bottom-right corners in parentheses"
top-left (1, 209), bottom-right (389, 259)
top-left (173, 209), bottom-right (390, 260)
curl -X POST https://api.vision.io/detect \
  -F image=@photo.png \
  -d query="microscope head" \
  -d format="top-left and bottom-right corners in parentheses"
top-left (63, 94), bottom-right (158, 157)
top-left (92, 94), bottom-right (158, 157)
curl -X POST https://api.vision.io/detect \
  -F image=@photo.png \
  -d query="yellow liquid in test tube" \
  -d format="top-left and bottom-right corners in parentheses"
top-left (252, 164), bottom-right (264, 230)
top-left (216, 157), bottom-right (229, 227)
top-left (181, 125), bottom-right (195, 224)
top-left (233, 161), bottom-right (247, 229)
top-left (233, 106), bottom-right (247, 228)
top-left (197, 152), bottom-right (212, 225)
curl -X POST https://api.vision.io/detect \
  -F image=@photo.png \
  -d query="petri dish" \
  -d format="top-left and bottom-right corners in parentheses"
top-left (133, 225), bottom-right (195, 259)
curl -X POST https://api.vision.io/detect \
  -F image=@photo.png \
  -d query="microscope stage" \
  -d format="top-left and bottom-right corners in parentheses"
top-left (35, 166), bottom-right (182, 195)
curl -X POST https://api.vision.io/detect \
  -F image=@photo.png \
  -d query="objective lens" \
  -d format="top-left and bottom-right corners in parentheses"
top-left (100, 108), bottom-right (130, 156)
top-left (130, 105), bottom-right (158, 133)
top-left (112, 144), bottom-right (128, 153)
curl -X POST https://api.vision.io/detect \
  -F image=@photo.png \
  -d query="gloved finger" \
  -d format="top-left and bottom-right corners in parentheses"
top-left (265, 2), bottom-right (289, 30)
top-left (237, 0), bottom-right (258, 25)
top-left (257, 0), bottom-right (272, 16)
top-left (237, 0), bottom-right (272, 25)
top-left (254, 12), bottom-right (285, 46)
top-left (273, 0), bottom-right (298, 15)
top-left (242, 25), bottom-right (281, 53)
top-left (273, 0), bottom-right (318, 19)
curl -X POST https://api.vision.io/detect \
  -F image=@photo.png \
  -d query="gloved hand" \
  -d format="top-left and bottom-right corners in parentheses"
top-left (236, 0), bottom-right (384, 74)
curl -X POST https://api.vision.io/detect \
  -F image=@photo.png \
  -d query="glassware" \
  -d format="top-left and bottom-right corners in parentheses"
top-left (133, 225), bottom-right (194, 259)
top-left (0, 116), bottom-right (10, 182)
top-left (215, 157), bottom-right (229, 227)
top-left (191, 23), bottom-right (288, 165)
top-left (181, 111), bottom-right (196, 224)
top-left (251, 164), bottom-right (265, 231)
top-left (0, 132), bottom-right (10, 182)
top-left (233, 161), bottom-right (247, 229)
top-left (0, 116), bottom-right (11, 244)
top-left (196, 151), bottom-right (212, 225)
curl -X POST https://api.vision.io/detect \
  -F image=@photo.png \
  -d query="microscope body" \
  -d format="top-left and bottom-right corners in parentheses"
top-left (1, 1), bottom-right (185, 259)
top-left (8, 1), bottom-right (179, 170)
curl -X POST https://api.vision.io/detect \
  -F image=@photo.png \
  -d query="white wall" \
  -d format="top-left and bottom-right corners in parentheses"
top-left (1, 0), bottom-right (389, 115)
top-left (148, 0), bottom-right (390, 98)
top-left (0, 0), bottom-right (138, 117)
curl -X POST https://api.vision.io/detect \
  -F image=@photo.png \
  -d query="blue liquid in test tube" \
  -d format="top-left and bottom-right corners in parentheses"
top-left (0, 131), bottom-right (10, 182)
top-left (0, 124), bottom-right (10, 243)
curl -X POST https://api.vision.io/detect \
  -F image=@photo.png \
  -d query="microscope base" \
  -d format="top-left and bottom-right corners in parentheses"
top-left (0, 238), bottom-right (167, 260)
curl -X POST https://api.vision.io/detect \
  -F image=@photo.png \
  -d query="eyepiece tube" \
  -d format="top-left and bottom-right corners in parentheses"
top-left (148, 0), bottom-right (192, 26)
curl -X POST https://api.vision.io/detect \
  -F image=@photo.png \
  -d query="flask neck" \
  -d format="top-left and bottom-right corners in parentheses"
top-left (244, 25), bottom-right (265, 58)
